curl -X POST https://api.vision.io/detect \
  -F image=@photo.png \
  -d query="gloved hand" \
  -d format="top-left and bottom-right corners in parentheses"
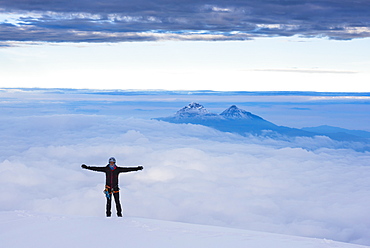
top-left (138, 166), bottom-right (144, 170)
top-left (81, 164), bottom-right (87, 169)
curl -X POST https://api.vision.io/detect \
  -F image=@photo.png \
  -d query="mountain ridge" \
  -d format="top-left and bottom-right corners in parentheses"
top-left (156, 102), bottom-right (312, 137)
top-left (156, 103), bottom-right (370, 142)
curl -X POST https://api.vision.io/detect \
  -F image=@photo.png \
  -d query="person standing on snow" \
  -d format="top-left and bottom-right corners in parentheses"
top-left (81, 157), bottom-right (143, 217)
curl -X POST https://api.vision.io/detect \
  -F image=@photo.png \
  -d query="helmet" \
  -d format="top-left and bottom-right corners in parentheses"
top-left (108, 157), bottom-right (116, 163)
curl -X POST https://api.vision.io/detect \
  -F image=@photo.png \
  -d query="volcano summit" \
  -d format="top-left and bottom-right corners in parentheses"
top-left (156, 103), bottom-right (313, 137)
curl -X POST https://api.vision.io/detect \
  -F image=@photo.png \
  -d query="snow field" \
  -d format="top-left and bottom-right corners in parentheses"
top-left (1, 211), bottom-right (369, 248)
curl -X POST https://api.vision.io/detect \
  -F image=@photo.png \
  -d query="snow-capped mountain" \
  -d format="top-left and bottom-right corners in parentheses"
top-left (220, 105), bottom-right (264, 120)
top-left (160, 103), bottom-right (266, 122)
top-left (173, 102), bottom-right (218, 119)
top-left (156, 103), bottom-right (290, 136)
top-left (156, 103), bottom-right (370, 142)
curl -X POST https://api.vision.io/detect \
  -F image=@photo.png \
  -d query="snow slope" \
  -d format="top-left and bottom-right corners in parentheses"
top-left (1, 211), bottom-right (369, 248)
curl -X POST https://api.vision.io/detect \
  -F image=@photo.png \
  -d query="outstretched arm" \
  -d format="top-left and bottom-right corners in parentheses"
top-left (81, 164), bottom-right (106, 172)
top-left (118, 166), bottom-right (144, 173)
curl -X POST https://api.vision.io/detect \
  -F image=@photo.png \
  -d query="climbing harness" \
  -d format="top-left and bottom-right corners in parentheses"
top-left (103, 185), bottom-right (119, 199)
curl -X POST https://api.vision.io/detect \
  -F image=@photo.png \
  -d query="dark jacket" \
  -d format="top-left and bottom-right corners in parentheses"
top-left (83, 164), bottom-right (142, 187)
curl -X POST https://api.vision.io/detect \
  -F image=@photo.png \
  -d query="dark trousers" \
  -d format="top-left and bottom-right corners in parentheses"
top-left (105, 187), bottom-right (122, 217)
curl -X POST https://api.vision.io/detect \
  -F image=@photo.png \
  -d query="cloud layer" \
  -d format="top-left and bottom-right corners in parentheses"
top-left (1, 113), bottom-right (370, 246)
top-left (1, 89), bottom-right (370, 246)
top-left (1, 0), bottom-right (370, 42)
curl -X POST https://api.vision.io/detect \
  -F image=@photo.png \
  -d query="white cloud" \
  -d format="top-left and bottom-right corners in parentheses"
top-left (1, 113), bottom-right (370, 245)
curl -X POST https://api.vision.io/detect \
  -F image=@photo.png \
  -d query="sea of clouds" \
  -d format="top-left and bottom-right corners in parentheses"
top-left (1, 110), bottom-right (370, 246)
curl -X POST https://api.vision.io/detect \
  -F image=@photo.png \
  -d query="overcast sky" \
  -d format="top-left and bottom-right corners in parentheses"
top-left (1, 0), bottom-right (370, 42)
top-left (0, 0), bottom-right (370, 91)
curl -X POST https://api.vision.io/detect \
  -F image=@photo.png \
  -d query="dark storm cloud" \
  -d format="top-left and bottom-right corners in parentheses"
top-left (0, 0), bottom-right (370, 42)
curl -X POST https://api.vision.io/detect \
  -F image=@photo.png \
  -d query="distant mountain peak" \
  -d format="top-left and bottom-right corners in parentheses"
top-left (181, 102), bottom-right (208, 113)
top-left (174, 102), bottom-right (218, 119)
top-left (220, 105), bottom-right (259, 120)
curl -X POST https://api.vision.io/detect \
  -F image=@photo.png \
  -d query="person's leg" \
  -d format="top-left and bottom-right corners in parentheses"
top-left (106, 188), bottom-right (112, 217)
top-left (113, 191), bottom-right (122, 217)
